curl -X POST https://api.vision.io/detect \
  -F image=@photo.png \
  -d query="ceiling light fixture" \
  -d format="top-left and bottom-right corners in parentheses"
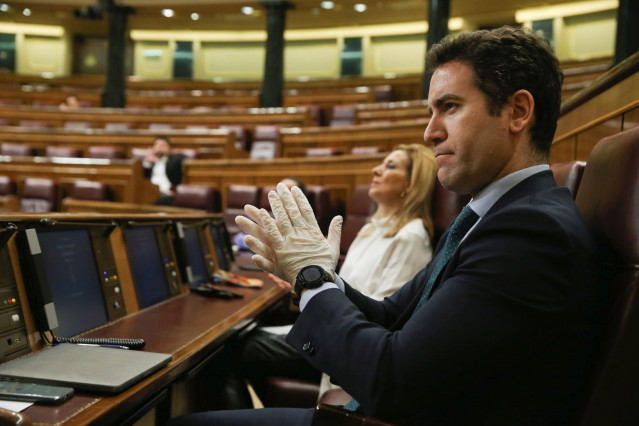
top-left (0, 4), bottom-right (8, 12)
top-left (23, 8), bottom-right (31, 16)
top-left (321, 1), bottom-right (335, 10)
top-left (191, 12), bottom-right (200, 21)
top-left (354, 4), bottom-right (367, 12)
top-left (161, 9), bottom-right (174, 18)
top-left (242, 6), bottom-right (254, 15)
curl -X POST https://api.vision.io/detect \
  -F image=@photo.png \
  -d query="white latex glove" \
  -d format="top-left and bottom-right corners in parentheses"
top-left (235, 183), bottom-right (342, 285)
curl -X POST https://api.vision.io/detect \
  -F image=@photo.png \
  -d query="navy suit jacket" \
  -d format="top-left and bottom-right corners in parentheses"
top-left (287, 171), bottom-right (603, 425)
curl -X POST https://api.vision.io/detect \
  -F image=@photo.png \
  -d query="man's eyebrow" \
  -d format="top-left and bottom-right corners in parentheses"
top-left (431, 94), bottom-right (464, 109)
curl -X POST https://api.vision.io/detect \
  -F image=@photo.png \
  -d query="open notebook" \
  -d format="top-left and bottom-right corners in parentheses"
top-left (0, 344), bottom-right (172, 393)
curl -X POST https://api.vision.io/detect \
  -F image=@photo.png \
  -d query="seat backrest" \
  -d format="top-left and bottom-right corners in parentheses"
top-left (225, 185), bottom-right (261, 236)
top-left (130, 148), bottom-right (149, 160)
top-left (307, 186), bottom-right (333, 235)
top-left (574, 125), bottom-right (639, 426)
top-left (340, 185), bottom-right (376, 255)
top-left (350, 146), bottom-right (382, 155)
top-left (88, 146), bottom-right (123, 159)
top-left (259, 185), bottom-right (277, 211)
top-left (104, 122), bottom-right (131, 131)
top-left (71, 180), bottom-right (109, 201)
top-left (64, 121), bottom-right (91, 130)
top-left (1, 143), bottom-right (33, 156)
top-left (550, 160), bottom-right (586, 198)
top-left (19, 120), bottom-right (48, 129)
top-left (173, 184), bottom-right (221, 213)
top-left (20, 178), bottom-right (58, 212)
top-left (220, 125), bottom-right (251, 151)
top-left (46, 146), bottom-right (82, 158)
top-left (172, 148), bottom-right (199, 159)
top-left (250, 126), bottom-right (280, 159)
top-left (330, 105), bottom-right (355, 127)
top-left (306, 147), bottom-right (342, 157)
top-left (430, 180), bottom-right (471, 246)
top-left (0, 176), bottom-right (16, 196)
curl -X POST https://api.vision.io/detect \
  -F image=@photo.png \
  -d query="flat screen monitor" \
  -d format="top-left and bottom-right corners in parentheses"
top-left (123, 226), bottom-right (170, 308)
top-left (183, 226), bottom-right (209, 287)
top-left (209, 221), bottom-right (233, 271)
top-left (37, 229), bottom-right (108, 337)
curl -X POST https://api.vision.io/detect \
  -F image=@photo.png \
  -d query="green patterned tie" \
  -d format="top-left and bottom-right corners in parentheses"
top-left (343, 205), bottom-right (479, 413)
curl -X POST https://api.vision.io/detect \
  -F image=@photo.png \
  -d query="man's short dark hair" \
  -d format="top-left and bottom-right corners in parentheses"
top-left (154, 135), bottom-right (172, 146)
top-left (425, 26), bottom-right (563, 157)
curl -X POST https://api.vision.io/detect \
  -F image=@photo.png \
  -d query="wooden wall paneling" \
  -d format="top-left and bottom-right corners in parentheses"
top-left (575, 117), bottom-right (623, 160)
top-left (556, 71), bottom-right (639, 140)
top-left (622, 106), bottom-right (639, 130)
top-left (549, 136), bottom-right (577, 164)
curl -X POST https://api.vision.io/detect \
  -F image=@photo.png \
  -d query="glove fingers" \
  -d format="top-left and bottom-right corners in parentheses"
top-left (244, 234), bottom-right (274, 260)
top-left (326, 215), bottom-right (344, 254)
top-left (276, 183), bottom-right (307, 229)
top-left (268, 191), bottom-right (294, 237)
top-left (252, 254), bottom-right (276, 275)
top-left (292, 186), bottom-right (320, 229)
top-left (244, 204), bottom-right (264, 226)
top-left (235, 215), bottom-right (271, 246)
top-left (259, 208), bottom-right (285, 248)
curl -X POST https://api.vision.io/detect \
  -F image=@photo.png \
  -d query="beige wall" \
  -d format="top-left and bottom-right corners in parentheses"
top-left (563, 9), bottom-right (616, 60)
top-left (133, 40), bottom-right (173, 80)
top-left (0, 23), bottom-right (70, 76)
top-left (0, 2), bottom-right (619, 78)
top-left (285, 39), bottom-right (340, 79)
top-left (196, 41), bottom-right (265, 80)
top-left (368, 34), bottom-right (426, 76)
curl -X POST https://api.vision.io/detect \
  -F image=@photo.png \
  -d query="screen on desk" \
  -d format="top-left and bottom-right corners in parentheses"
top-left (123, 226), bottom-right (170, 308)
top-left (37, 229), bottom-right (108, 337)
top-left (209, 222), bottom-right (232, 271)
top-left (183, 226), bottom-right (209, 287)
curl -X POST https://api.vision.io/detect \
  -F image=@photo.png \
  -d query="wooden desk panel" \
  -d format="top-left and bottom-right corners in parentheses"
top-left (0, 126), bottom-right (239, 160)
top-left (279, 120), bottom-right (427, 157)
top-left (21, 275), bottom-right (286, 425)
top-left (0, 156), bottom-right (159, 206)
top-left (0, 105), bottom-right (312, 130)
top-left (183, 153), bottom-right (385, 213)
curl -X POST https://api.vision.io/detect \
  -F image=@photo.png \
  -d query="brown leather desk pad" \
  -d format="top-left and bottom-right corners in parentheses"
top-left (21, 271), bottom-right (285, 425)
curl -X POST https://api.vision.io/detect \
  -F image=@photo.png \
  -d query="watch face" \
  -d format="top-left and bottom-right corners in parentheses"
top-left (303, 266), bottom-right (322, 282)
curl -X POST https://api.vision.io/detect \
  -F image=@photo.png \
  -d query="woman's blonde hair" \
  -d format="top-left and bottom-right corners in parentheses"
top-left (361, 143), bottom-right (437, 239)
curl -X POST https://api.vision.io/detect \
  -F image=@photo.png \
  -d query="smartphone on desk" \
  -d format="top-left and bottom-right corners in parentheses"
top-left (0, 379), bottom-right (74, 404)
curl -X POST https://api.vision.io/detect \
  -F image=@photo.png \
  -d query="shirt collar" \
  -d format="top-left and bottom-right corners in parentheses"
top-left (468, 164), bottom-right (550, 218)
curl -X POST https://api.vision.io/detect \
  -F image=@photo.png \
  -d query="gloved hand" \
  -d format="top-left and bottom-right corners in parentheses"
top-left (235, 183), bottom-right (342, 285)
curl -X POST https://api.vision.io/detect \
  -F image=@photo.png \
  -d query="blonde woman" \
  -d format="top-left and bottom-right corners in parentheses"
top-left (318, 143), bottom-right (437, 397)
top-left (340, 143), bottom-right (437, 300)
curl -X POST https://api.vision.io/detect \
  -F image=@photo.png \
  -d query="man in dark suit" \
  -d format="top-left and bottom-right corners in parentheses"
top-left (171, 26), bottom-right (603, 426)
top-left (142, 135), bottom-right (185, 205)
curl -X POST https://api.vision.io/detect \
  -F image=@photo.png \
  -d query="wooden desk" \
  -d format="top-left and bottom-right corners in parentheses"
top-left (0, 126), bottom-right (240, 160)
top-left (183, 153), bottom-right (386, 212)
top-left (19, 272), bottom-right (286, 425)
top-left (0, 105), bottom-right (312, 130)
top-left (0, 156), bottom-right (159, 206)
top-left (279, 119), bottom-right (427, 157)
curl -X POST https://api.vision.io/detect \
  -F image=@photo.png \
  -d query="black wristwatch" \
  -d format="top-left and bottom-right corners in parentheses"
top-left (293, 265), bottom-right (333, 303)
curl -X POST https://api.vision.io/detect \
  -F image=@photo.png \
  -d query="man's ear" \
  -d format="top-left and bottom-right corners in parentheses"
top-left (509, 90), bottom-right (534, 135)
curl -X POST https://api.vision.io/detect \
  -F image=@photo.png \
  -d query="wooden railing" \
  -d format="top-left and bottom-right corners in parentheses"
top-left (279, 119), bottom-right (427, 157)
top-left (0, 104), bottom-right (313, 130)
top-left (0, 156), bottom-right (159, 207)
top-left (0, 126), bottom-right (242, 159)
